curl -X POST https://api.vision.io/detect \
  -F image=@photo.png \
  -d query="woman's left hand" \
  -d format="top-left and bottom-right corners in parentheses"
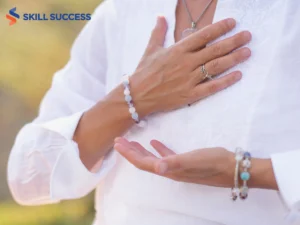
top-left (114, 137), bottom-right (235, 187)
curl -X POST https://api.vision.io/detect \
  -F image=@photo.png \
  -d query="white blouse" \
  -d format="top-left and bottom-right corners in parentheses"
top-left (7, 0), bottom-right (300, 224)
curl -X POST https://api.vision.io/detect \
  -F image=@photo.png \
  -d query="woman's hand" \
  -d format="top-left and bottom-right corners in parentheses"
top-left (131, 16), bottom-right (252, 117)
top-left (114, 137), bottom-right (279, 190)
top-left (114, 137), bottom-right (235, 187)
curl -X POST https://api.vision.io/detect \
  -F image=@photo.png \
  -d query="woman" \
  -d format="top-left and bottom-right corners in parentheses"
top-left (7, 0), bottom-right (300, 224)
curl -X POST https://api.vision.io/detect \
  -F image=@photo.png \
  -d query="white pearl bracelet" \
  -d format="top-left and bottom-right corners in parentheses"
top-left (122, 75), bottom-right (146, 127)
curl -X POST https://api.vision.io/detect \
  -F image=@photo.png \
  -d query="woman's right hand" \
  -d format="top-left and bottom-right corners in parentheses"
top-left (130, 16), bottom-right (252, 117)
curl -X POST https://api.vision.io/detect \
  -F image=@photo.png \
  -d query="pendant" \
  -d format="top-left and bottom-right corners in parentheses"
top-left (181, 28), bottom-right (198, 39)
top-left (182, 22), bottom-right (198, 39)
top-left (181, 21), bottom-right (198, 39)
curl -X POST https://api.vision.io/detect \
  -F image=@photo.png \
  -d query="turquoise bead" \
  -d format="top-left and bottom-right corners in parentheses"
top-left (240, 171), bottom-right (250, 181)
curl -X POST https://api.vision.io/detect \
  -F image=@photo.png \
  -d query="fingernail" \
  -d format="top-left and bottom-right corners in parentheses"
top-left (115, 137), bottom-right (129, 146)
top-left (157, 162), bottom-right (168, 175)
top-left (114, 143), bottom-right (122, 150)
top-left (156, 16), bottom-right (160, 24)
top-left (235, 71), bottom-right (242, 80)
top-left (243, 31), bottom-right (252, 40)
top-left (242, 48), bottom-right (251, 57)
top-left (227, 18), bottom-right (236, 27)
top-left (156, 16), bottom-right (163, 26)
top-left (114, 137), bottom-right (121, 143)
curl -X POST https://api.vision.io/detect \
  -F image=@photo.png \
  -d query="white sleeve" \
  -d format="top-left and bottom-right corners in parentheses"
top-left (7, 0), bottom-right (116, 206)
top-left (271, 150), bottom-right (300, 211)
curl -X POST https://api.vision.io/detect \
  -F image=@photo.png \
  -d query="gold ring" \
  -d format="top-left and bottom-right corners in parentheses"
top-left (201, 64), bottom-right (213, 81)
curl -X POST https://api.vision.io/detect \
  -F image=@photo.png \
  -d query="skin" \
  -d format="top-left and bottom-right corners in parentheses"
top-left (114, 137), bottom-right (278, 190)
top-left (112, 0), bottom-right (279, 191)
top-left (74, 1), bottom-right (263, 196)
top-left (74, 16), bottom-right (252, 171)
top-left (174, 0), bottom-right (218, 42)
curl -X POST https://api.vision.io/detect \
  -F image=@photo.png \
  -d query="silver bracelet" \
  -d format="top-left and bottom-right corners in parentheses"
top-left (122, 75), bottom-right (146, 127)
top-left (231, 147), bottom-right (244, 201)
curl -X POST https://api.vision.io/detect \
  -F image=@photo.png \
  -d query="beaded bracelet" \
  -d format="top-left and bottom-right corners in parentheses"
top-left (240, 151), bottom-right (251, 200)
top-left (122, 75), bottom-right (146, 127)
top-left (231, 148), bottom-right (244, 201)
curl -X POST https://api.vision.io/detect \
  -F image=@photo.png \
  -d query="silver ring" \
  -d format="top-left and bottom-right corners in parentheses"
top-left (201, 64), bottom-right (214, 81)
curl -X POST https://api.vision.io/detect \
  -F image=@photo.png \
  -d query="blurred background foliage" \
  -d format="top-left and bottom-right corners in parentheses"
top-left (0, 0), bottom-right (102, 224)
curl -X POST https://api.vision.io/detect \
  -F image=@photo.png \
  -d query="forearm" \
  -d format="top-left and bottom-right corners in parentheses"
top-left (248, 158), bottom-right (278, 190)
top-left (74, 84), bottom-right (137, 171)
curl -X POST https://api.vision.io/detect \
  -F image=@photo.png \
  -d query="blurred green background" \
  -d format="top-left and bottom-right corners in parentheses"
top-left (0, 0), bottom-right (102, 224)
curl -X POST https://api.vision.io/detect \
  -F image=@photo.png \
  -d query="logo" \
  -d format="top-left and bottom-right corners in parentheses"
top-left (5, 6), bottom-right (91, 25)
top-left (6, 7), bottom-right (20, 26)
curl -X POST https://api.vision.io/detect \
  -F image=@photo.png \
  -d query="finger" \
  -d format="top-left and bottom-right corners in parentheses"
top-left (130, 141), bottom-right (146, 151)
top-left (196, 31), bottom-right (252, 64)
top-left (189, 71), bottom-right (242, 103)
top-left (115, 137), bottom-right (138, 151)
top-left (130, 141), bottom-right (156, 157)
top-left (144, 16), bottom-right (168, 55)
top-left (192, 47), bottom-right (251, 81)
top-left (114, 143), bottom-right (160, 173)
top-left (150, 140), bottom-right (176, 157)
top-left (178, 18), bottom-right (236, 52)
top-left (115, 137), bottom-right (147, 155)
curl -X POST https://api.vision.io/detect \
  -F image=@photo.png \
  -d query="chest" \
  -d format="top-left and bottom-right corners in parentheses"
top-left (174, 0), bottom-right (217, 42)
top-left (106, 0), bottom-right (282, 81)
top-left (105, 0), bottom-right (300, 154)
top-left (98, 1), bottom-right (300, 223)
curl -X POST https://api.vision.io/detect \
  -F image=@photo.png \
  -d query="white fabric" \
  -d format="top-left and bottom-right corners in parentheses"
top-left (7, 0), bottom-right (300, 224)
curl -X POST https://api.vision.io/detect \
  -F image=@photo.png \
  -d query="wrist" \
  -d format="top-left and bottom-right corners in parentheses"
top-left (127, 73), bottom-right (155, 118)
top-left (226, 151), bottom-right (236, 187)
top-left (107, 81), bottom-right (152, 120)
top-left (248, 158), bottom-right (278, 190)
top-left (104, 84), bottom-right (137, 122)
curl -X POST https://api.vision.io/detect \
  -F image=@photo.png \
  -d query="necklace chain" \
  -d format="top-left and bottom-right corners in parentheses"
top-left (182, 0), bottom-right (214, 28)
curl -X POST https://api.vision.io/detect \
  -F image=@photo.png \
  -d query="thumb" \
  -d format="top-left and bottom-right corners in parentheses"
top-left (145, 16), bottom-right (168, 55)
